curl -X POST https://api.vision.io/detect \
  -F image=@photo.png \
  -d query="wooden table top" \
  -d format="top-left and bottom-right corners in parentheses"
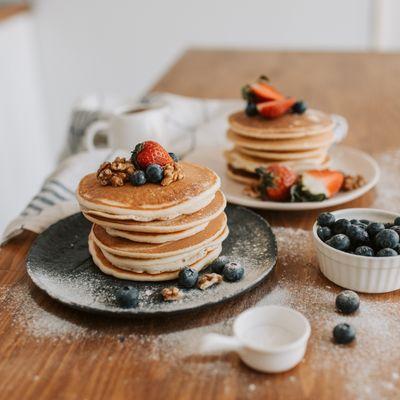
top-left (2, 50), bottom-right (400, 400)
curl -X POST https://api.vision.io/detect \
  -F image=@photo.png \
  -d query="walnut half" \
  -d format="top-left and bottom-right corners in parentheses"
top-left (197, 273), bottom-right (222, 290)
top-left (161, 287), bottom-right (183, 301)
top-left (96, 157), bottom-right (135, 187)
top-left (161, 162), bottom-right (184, 186)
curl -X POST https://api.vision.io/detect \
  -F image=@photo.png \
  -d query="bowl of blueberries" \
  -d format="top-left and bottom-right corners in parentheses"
top-left (313, 208), bottom-right (400, 293)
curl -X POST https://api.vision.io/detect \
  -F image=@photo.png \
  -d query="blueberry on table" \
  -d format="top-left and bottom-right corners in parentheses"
top-left (333, 323), bottom-right (356, 344)
top-left (130, 170), bottom-right (147, 186)
top-left (245, 102), bottom-right (258, 116)
top-left (178, 267), bottom-right (199, 288)
top-left (354, 246), bottom-right (374, 257)
top-left (146, 164), bottom-right (164, 183)
top-left (209, 256), bottom-right (229, 274)
top-left (317, 212), bottom-right (335, 227)
top-left (346, 225), bottom-right (369, 245)
top-left (326, 234), bottom-right (351, 251)
top-left (335, 290), bottom-right (360, 314)
top-left (333, 219), bottom-right (351, 234)
top-left (395, 217), bottom-right (400, 226)
top-left (377, 248), bottom-right (398, 257)
top-left (317, 226), bottom-right (332, 242)
top-left (375, 229), bottom-right (399, 249)
top-left (223, 262), bottom-right (245, 282)
top-left (366, 222), bottom-right (385, 238)
top-left (116, 286), bottom-right (139, 308)
top-left (292, 100), bottom-right (307, 114)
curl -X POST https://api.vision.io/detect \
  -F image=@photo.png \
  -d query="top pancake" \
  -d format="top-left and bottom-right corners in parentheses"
top-left (228, 109), bottom-right (334, 139)
top-left (77, 161), bottom-right (220, 221)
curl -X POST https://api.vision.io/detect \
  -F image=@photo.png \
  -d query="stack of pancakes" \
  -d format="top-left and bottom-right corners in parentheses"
top-left (225, 109), bottom-right (335, 185)
top-left (77, 162), bottom-right (228, 281)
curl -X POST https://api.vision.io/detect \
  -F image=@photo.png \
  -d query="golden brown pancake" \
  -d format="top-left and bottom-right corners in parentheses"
top-left (228, 109), bottom-right (334, 139)
top-left (82, 190), bottom-right (226, 232)
top-left (89, 239), bottom-right (221, 281)
top-left (92, 213), bottom-right (228, 258)
top-left (77, 161), bottom-right (220, 221)
top-left (227, 129), bottom-right (335, 151)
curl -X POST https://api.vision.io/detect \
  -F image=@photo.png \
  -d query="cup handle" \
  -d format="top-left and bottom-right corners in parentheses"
top-left (200, 333), bottom-right (242, 354)
top-left (83, 120), bottom-right (110, 152)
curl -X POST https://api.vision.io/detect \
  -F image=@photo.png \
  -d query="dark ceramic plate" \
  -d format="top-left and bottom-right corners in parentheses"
top-left (26, 205), bottom-right (277, 316)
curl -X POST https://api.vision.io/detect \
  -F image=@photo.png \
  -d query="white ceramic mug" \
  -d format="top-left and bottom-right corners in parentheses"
top-left (200, 305), bottom-right (311, 373)
top-left (83, 103), bottom-right (167, 151)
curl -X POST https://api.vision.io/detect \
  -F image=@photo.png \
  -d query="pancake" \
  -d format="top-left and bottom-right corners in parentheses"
top-left (225, 149), bottom-right (330, 173)
top-left (105, 222), bottom-right (208, 243)
top-left (228, 109), bottom-right (334, 139)
top-left (89, 239), bottom-right (221, 282)
top-left (227, 167), bottom-right (259, 185)
top-left (92, 213), bottom-right (228, 258)
top-left (82, 190), bottom-right (226, 232)
top-left (77, 161), bottom-right (220, 221)
top-left (227, 129), bottom-right (335, 151)
top-left (236, 145), bottom-right (329, 161)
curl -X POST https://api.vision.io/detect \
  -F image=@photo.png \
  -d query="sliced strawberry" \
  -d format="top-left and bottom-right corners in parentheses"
top-left (131, 141), bottom-right (173, 169)
top-left (250, 82), bottom-right (285, 102)
top-left (257, 97), bottom-right (296, 119)
top-left (257, 164), bottom-right (298, 202)
top-left (301, 170), bottom-right (344, 198)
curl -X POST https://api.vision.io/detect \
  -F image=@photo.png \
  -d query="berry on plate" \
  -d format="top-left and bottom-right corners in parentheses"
top-left (178, 267), bottom-right (199, 288)
top-left (116, 286), bottom-right (139, 308)
top-left (130, 170), bottom-right (147, 186)
top-left (222, 262), bottom-right (245, 282)
top-left (292, 100), bottom-right (307, 114)
top-left (326, 234), bottom-right (351, 251)
top-left (333, 323), bottom-right (356, 344)
top-left (375, 229), bottom-right (399, 249)
top-left (256, 164), bottom-right (298, 202)
top-left (146, 164), bottom-right (164, 183)
top-left (257, 97), bottom-right (296, 119)
top-left (131, 141), bottom-right (173, 169)
top-left (209, 256), bottom-right (229, 274)
top-left (335, 290), bottom-right (360, 314)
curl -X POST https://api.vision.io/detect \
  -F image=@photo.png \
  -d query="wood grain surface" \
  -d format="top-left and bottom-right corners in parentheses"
top-left (1, 50), bottom-right (400, 400)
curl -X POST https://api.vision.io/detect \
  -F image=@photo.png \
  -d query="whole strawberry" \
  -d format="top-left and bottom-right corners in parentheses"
top-left (256, 164), bottom-right (298, 202)
top-left (131, 141), bottom-right (173, 169)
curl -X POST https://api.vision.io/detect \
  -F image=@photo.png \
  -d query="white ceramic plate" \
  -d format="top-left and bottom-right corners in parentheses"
top-left (187, 144), bottom-right (380, 210)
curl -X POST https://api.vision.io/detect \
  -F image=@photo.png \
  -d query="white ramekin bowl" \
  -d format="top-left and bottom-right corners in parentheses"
top-left (313, 208), bottom-right (400, 293)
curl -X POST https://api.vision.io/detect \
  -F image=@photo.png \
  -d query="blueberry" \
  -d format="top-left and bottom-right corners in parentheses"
top-left (130, 170), bottom-right (146, 186)
top-left (317, 226), bottom-right (332, 242)
top-left (325, 234), bottom-right (351, 251)
top-left (350, 219), bottom-right (359, 224)
top-left (375, 229), bottom-right (399, 249)
top-left (390, 225), bottom-right (400, 236)
top-left (169, 152), bottom-right (179, 162)
top-left (178, 267), bottom-right (198, 288)
top-left (333, 219), bottom-right (351, 234)
top-left (360, 219), bottom-right (370, 225)
top-left (394, 244), bottom-right (400, 254)
top-left (333, 323), bottom-right (356, 344)
top-left (317, 212), bottom-right (335, 228)
top-left (366, 222), bottom-right (385, 238)
top-left (222, 262), bottom-right (244, 282)
top-left (395, 217), bottom-right (400, 226)
top-left (146, 164), bottom-right (164, 183)
top-left (353, 222), bottom-right (368, 229)
top-left (346, 225), bottom-right (369, 245)
top-left (245, 102), bottom-right (258, 117)
top-left (209, 256), bottom-right (229, 274)
top-left (335, 290), bottom-right (360, 314)
top-left (116, 286), bottom-right (139, 308)
top-left (384, 222), bottom-right (394, 229)
top-left (377, 248), bottom-right (398, 257)
top-left (354, 246), bottom-right (374, 257)
top-left (292, 100), bottom-right (307, 114)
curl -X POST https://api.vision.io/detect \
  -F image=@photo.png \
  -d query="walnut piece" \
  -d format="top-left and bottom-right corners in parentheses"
top-left (161, 287), bottom-right (183, 301)
top-left (97, 157), bottom-right (135, 187)
top-left (197, 273), bottom-right (222, 290)
top-left (341, 174), bottom-right (366, 192)
top-left (243, 184), bottom-right (261, 198)
top-left (161, 162), bottom-right (184, 186)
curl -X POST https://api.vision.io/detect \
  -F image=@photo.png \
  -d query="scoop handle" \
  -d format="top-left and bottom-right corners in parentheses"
top-left (200, 333), bottom-right (241, 354)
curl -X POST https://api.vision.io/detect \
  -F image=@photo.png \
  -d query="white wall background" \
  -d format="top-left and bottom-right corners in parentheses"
top-left (1, 0), bottom-right (400, 232)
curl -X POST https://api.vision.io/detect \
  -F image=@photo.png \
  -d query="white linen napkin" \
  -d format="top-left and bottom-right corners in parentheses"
top-left (1, 93), bottom-right (347, 244)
